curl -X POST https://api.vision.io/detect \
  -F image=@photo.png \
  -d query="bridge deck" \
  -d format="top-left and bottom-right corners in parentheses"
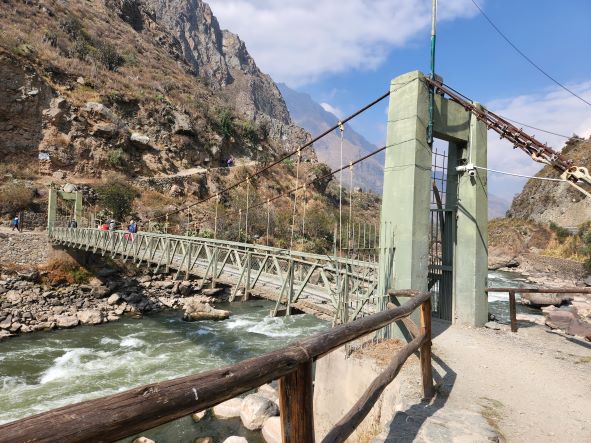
top-left (50, 228), bottom-right (383, 322)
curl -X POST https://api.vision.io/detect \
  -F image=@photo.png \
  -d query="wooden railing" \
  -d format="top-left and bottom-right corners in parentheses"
top-left (486, 287), bottom-right (591, 332)
top-left (0, 291), bottom-right (433, 443)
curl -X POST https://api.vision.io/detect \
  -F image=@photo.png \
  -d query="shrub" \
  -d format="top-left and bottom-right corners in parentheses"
top-left (0, 183), bottom-right (35, 214)
top-left (96, 181), bottom-right (137, 221)
top-left (549, 222), bottom-right (570, 243)
top-left (92, 40), bottom-right (124, 71)
top-left (215, 108), bottom-right (236, 139)
top-left (108, 148), bottom-right (126, 166)
top-left (44, 257), bottom-right (91, 285)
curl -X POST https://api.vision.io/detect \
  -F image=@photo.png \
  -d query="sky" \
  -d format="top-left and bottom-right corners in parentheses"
top-left (207, 0), bottom-right (591, 205)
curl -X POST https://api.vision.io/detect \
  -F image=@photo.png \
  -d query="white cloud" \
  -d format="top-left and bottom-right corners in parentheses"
top-left (485, 82), bottom-right (591, 201)
top-left (320, 102), bottom-right (343, 118)
top-left (207, 0), bottom-right (479, 85)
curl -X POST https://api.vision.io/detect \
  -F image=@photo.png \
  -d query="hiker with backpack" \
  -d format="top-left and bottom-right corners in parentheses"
top-left (127, 220), bottom-right (138, 241)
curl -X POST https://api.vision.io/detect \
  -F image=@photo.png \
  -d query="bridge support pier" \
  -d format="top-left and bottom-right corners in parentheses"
top-left (378, 71), bottom-right (488, 334)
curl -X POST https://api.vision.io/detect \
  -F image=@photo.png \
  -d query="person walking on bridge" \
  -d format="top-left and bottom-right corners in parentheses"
top-left (127, 219), bottom-right (138, 241)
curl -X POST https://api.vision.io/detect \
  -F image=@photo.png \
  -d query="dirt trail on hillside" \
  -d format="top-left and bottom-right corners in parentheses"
top-left (431, 321), bottom-right (591, 442)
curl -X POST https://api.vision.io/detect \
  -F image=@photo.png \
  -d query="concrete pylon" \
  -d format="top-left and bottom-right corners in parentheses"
top-left (378, 71), bottom-right (488, 334)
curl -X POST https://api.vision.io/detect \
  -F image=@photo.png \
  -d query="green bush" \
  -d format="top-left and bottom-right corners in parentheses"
top-left (108, 148), bottom-right (126, 166)
top-left (92, 40), bottom-right (124, 71)
top-left (96, 181), bottom-right (137, 221)
top-left (215, 108), bottom-right (236, 139)
top-left (549, 222), bottom-right (570, 243)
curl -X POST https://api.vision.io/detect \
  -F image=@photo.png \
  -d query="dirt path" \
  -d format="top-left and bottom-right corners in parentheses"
top-left (431, 321), bottom-right (591, 442)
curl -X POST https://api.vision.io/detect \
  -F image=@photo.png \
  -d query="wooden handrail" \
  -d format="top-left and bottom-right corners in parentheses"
top-left (0, 292), bottom-right (432, 443)
top-left (322, 332), bottom-right (427, 443)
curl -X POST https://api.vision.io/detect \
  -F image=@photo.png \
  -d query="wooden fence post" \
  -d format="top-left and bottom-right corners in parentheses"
top-left (279, 361), bottom-right (315, 443)
top-left (509, 290), bottom-right (517, 332)
top-left (420, 297), bottom-right (434, 399)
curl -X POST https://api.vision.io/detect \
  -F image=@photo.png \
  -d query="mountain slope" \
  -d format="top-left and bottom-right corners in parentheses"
top-left (507, 137), bottom-right (591, 226)
top-left (0, 0), bottom-right (311, 178)
top-left (278, 83), bottom-right (384, 193)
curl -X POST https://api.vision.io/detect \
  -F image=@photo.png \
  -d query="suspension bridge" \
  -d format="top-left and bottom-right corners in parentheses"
top-left (10, 67), bottom-right (585, 443)
top-left (46, 70), bottom-right (589, 330)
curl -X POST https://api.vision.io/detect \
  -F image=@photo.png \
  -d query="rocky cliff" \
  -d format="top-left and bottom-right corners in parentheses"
top-left (0, 0), bottom-right (311, 178)
top-left (507, 137), bottom-right (591, 226)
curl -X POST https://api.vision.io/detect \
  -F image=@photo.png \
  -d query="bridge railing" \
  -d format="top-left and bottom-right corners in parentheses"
top-left (50, 228), bottom-right (382, 322)
top-left (486, 286), bottom-right (591, 332)
top-left (0, 290), bottom-right (433, 443)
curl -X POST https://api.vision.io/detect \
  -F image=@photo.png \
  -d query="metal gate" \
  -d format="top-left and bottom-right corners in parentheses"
top-left (430, 143), bottom-right (454, 321)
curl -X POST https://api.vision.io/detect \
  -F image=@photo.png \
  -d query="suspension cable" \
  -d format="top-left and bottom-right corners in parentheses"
top-left (338, 122), bottom-right (345, 257)
top-left (290, 149), bottom-right (302, 251)
top-left (300, 182), bottom-right (307, 249)
top-left (245, 176), bottom-right (251, 242)
top-left (146, 81), bottom-right (414, 224)
top-left (266, 198), bottom-right (270, 246)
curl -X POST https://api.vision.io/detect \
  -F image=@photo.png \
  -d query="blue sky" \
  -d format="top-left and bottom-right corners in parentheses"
top-left (208, 0), bottom-right (591, 204)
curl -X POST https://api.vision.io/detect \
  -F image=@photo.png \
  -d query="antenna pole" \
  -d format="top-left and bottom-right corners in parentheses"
top-left (427, 0), bottom-right (437, 145)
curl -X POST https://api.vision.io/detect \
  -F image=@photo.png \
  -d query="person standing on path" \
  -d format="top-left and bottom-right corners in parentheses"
top-left (10, 216), bottom-right (19, 231)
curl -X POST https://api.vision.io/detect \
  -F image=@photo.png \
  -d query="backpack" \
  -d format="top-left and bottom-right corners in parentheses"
top-left (129, 223), bottom-right (137, 233)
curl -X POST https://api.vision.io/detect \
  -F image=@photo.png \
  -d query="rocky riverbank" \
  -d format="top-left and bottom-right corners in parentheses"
top-left (0, 266), bottom-right (232, 340)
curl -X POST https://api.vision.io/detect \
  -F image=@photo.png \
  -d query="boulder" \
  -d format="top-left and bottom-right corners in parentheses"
top-left (257, 384), bottom-right (279, 405)
top-left (91, 285), bottom-right (111, 298)
top-left (213, 398), bottom-right (243, 419)
top-left (545, 310), bottom-right (591, 340)
top-left (261, 416), bottom-right (281, 443)
top-left (0, 315), bottom-right (12, 329)
top-left (55, 315), bottom-right (79, 328)
top-left (223, 438), bottom-right (247, 443)
top-left (172, 111), bottom-right (193, 134)
top-left (132, 438), bottom-right (155, 443)
top-left (130, 133), bottom-right (150, 145)
top-left (194, 438), bottom-right (213, 443)
top-left (240, 394), bottom-right (279, 430)
top-left (107, 293), bottom-right (121, 305)
top-left (0, 330), bottom-right (13, 340)
top-left (191, 410), bottom-right (207, 422)
top-left (520, 293), bottom-right (573, 308)
top-left (77, 310), bottom-right (103, 325)
top-left (183, 301), bottom-right (230, 321)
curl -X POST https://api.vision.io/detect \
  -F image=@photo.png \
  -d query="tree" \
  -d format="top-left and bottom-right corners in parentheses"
top-left (96, 182), bottom-right (137, 221)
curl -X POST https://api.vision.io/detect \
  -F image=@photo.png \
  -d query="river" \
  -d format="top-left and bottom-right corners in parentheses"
top-left (0, 300), bottom-right (327, 441)
top-left (0, 271), bottom-right (532, 441)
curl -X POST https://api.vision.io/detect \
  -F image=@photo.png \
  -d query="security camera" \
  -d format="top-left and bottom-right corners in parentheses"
top-left (468, 169), bottom-right (476, 178)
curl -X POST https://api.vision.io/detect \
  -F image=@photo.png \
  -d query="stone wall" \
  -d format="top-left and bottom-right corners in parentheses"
top-left (0, 231), bottom-right (50, 266)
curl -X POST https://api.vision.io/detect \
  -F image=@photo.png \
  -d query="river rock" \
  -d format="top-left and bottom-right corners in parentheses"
top-left (223, 438), bottom-right (247, 443)
top-left (261, 416), bottom-right (281, 443)
top-left (520, 293), bottom-right (573, 308)
top-left (183, 301), bottom-right (230, 321)
top-left (240, 394), bottom-right (279, 430)
top-left (544, 309), bottom-right (591, 340)
top-left (77, 310), bottom-right (103, 325)
top-left (0, 315), bottom-right (12, 329)
top-left (107, 293), bottom-right (121, 305)
top-left (191, 410), bottom-right (207, 422)
top-left (55, 315), bottom-right (79, 328)
top-left (132, 438), bottom-right (155, 443)
top-left (213, 398), bottom-right (243, 419)
top-left (194, 438), bottom-right (213, 443)
top-left (257, 384), bottom-right (279, 405)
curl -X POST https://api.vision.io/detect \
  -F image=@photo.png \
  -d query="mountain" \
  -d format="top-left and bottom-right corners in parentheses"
top-left (507, 136), bottom-right (591, 226)
top-left (278, 83), bottom-right (384, 193)
top-left (0, 0), bottom-right (311, 178)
